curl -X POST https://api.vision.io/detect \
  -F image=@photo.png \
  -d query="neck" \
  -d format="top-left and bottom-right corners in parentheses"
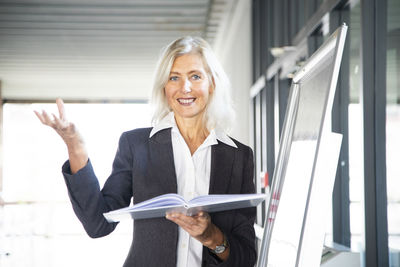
top-left (174, 114), bottom-right (209, 154)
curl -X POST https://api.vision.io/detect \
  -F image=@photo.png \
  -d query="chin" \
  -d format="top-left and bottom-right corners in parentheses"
top-left (175, 111), bottom-right (204, 120)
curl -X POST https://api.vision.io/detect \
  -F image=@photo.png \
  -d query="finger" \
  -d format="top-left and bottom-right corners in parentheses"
top-left (166, 213), bottom-right (187, 222)
top-left (177, 213), bottom-right (197, 224)
top-left (33, 110), bottom-right (46, 124)
top-left (52, 113), bottom-right (67, 129)
top-left (197, 211), bottom-right (208, 218)
top-left (41, 110), bottom-right (55, 126)
top-left (193, 211), bottom-right (210, 222)
top-left (166, 214), bottom-right (185, 227)
top-left (167, 213), bottom-right (196, 228)
top-left (174, 219), bottom-right (199, 234)
top-left (56, 98), bottom-right (67, 121)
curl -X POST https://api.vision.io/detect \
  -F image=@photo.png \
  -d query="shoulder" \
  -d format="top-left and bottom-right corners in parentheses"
top-left (228, 136), bottom-right (254, 155)
top-left (120, 127), bottom-right (153, 144)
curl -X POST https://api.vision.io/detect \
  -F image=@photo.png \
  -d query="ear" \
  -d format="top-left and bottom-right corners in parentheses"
top-left (209, 76), bottom-right (216, 94)
top-left (163, 86), bottom-right (168, 98)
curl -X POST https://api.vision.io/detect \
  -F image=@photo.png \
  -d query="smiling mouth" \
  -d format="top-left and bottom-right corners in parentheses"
top-left (177, 98), bottom-right (195, 105)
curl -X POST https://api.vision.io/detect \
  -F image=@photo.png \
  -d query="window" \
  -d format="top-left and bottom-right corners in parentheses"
top-left (1, 103), bottom-right (150, 267)
top-left (386, 0), bottom-right (400, 264)
top-left (347, 1), bottom-right (364, 251)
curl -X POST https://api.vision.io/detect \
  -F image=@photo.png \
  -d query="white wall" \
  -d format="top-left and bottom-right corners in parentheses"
top-left (213, 0), bottom-right (252, 146)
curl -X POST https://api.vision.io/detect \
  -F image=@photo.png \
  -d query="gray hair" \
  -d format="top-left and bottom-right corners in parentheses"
top-left (150, 36), bottom-right (235, 132)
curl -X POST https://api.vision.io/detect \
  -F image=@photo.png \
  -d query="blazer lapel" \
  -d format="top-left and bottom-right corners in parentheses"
top-left (149, 128), bottom-right (178, 194)
top-left (209, 141), bottom-right (235, 194)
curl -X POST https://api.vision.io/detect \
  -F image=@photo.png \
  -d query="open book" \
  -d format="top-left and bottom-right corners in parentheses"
top-left (104, 193), bottom-right (266, 222)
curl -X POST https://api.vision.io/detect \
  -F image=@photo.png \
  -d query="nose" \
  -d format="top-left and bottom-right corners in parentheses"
top-left (182, 78), bottom-right (192, 93)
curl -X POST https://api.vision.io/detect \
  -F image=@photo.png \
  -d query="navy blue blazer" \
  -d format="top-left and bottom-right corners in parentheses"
top-left (62, 127), bottom-right (256, 267)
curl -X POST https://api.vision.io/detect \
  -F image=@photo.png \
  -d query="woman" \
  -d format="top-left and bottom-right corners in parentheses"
top-left (35, 36), bottom-right (256, 267)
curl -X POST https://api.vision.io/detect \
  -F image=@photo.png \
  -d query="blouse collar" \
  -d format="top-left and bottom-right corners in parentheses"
top-left (149, 112), bottom-right (237, 148)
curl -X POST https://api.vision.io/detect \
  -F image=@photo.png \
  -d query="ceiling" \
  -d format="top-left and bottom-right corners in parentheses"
top-left (0, 0), bottom-right (232, 102)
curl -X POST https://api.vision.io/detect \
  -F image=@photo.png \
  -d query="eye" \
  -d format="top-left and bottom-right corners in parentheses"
top-left (169, 76), bottom-right (179, 81)
top-left (191, 74), bottom-right (201, 80)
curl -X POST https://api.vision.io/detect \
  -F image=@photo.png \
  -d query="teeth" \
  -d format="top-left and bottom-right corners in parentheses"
top-left (178, 98), bottom-right (195, 104)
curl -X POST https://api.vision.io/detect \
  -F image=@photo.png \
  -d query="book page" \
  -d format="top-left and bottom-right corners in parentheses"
top-left (189, 194), bottom-right (265, 206)
top-left (132, 193), bottom-right (186, 210)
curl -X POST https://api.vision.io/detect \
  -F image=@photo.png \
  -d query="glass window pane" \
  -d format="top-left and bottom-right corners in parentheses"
top-left (387, 0), bottom-right (400, 264)
top-left (1, 103), bottom-right (150, 267)
top-left (347, 1), bottom-right (365, 252)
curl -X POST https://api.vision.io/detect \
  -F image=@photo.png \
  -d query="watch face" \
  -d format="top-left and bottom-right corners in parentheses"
top-left (213, 245), bottom-right (226, 254)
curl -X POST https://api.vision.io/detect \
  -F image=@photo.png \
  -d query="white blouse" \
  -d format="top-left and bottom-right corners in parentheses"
top-left (149, 112), bottom-right (237, 267)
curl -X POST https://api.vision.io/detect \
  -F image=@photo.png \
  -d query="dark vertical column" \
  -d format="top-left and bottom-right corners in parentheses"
top-left (278, 78), bottom-right (290, 137)
top-left (298, 0), bottom-right (306, 32)
top-left (330, 7), bottom-right (351, 248)
top-left (361, 0), bottom-right (389, 266)
top-left (251, 0), bottom-right (267, 226)
top-left (261, 87), bottom-right (267, 224)
top-left (306, 2), bottom-right (324, 57)
top-left (252, 0), bottom-right (261, 82)
top-left (304, 0), bottom-right (313, 22)
top-left (307, 25), bottom-right (324, 56)
top-left (288, 0), bottom-right (298, 43)
top-left (312, 0), bottom-right (319, 13)
top-left (254, 94), bottom-right (262, 225)
top-left (266, 0), bottom-right (274, 65)
top-left (282, 0), bottom-right (290, 46)
top-left (266, 80), bottom-right (275, 185)
top-left (265, 0), bottom-right (275, 187)
top-left (260, 0), bottom-right (268, 73)
top-left (272, 0), bottom-right (283, 47)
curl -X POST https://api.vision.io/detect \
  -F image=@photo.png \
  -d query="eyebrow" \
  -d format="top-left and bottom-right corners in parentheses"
top-left (169, 70), bottom-right (203, 75)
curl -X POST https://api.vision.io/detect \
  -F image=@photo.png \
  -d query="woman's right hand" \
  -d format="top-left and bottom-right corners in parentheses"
top-left (34, 98), bottom-right (79, 145)
top-left (34, 98), bottom-right (88, 173)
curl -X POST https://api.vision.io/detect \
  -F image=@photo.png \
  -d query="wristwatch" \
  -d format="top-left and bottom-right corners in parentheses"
top-left (212, 236), bottom-right (229, 254)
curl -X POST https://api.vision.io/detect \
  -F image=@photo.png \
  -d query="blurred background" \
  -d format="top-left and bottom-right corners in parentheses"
top-left (0, 0), bottom-right (398, 266)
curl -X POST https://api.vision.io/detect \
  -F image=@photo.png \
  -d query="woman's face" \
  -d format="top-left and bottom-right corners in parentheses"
top-left (165, 53), bottom-right (213, 122)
